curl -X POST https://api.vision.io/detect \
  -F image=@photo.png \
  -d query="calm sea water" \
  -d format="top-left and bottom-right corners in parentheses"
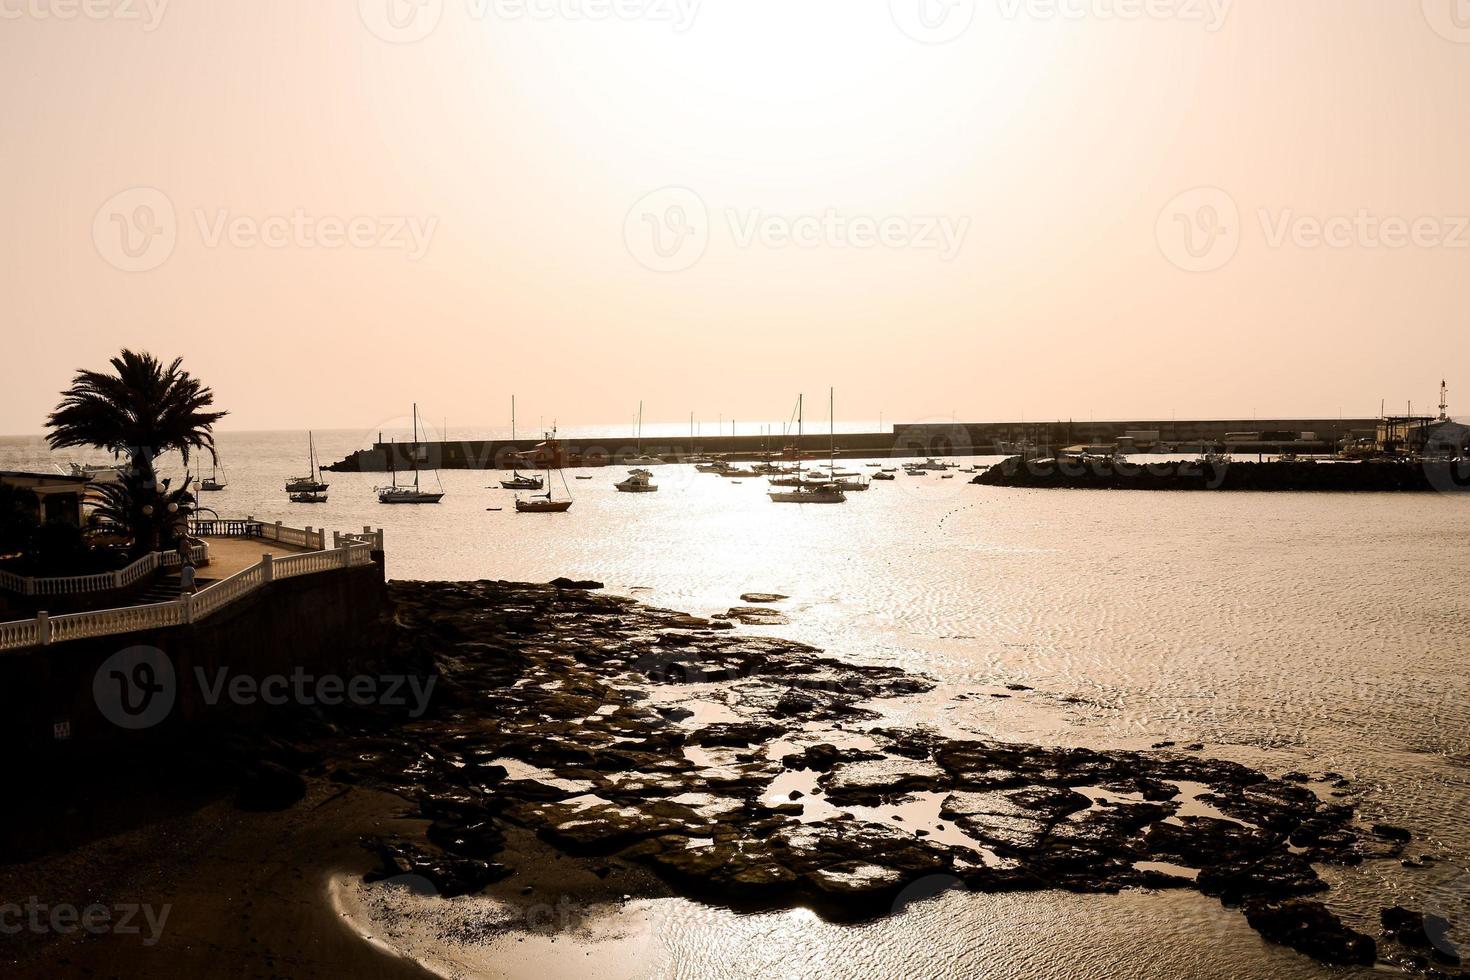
top-left (5, 430), bottom-right (1469, 979)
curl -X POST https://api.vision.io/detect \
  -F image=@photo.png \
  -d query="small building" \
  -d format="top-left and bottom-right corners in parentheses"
top-left (1376, 416), bottom-right (1437, 455)
top-left (0, 471), bottom-right (90, 526)
top-left (1423, 419), bottom-right (1470, 457)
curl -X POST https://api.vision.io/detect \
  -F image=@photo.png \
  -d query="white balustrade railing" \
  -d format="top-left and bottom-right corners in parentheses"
top-left (189, 560), bottom-right (265, 621)
top-left (258, 521), bottom-right (326, 551)
top-left (48, 599), bottom-right (187, 645)
top-left (0, 617), bottom-right (40, 649)
top-left (0, 536), bottom-right (376, 653)
top-left (0, 541), bottom-right (210, 599)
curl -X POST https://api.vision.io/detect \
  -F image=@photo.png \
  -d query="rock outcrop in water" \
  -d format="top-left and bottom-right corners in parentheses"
top-left (972, 455), bottom-right (1470, 492)
top-left (275, 579), bottom-right (1462, 971)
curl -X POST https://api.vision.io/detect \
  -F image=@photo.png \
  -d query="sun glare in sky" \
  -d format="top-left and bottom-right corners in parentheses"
top-left (1, 1), bottom-right (1466, 433)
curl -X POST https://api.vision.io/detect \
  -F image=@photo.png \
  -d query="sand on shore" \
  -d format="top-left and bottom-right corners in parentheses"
top-left (0, 780), bottom-right (433, 980)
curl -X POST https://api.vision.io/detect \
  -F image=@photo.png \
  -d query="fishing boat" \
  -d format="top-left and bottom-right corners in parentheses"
top-left (285, 432), bottom-right (330, 493)
top-left (625, 402), bottom-right (667, 466)
top-left (500, 395), bottom-right (545, 490)
top-left (378, 405), bottom-right (445, 504)
top-left (516, 426), bottom-right (573, 513)
top-left (769, 392), bottom-right (846, 504)
top-left (615, 468), bottom-right (659, 493)
top-left (289, 490), bottom-right (327, 503)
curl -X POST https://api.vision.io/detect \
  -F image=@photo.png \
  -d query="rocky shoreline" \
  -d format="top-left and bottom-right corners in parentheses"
top-left (295, 580), bottom-right (1461, 976)
top-left (973, 456), bottom-right (1470, 492)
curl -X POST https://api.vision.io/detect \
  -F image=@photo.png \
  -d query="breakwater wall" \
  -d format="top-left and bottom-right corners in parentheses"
top-left (327, 430), bottom-right (959, 472)
top-left (326, 417), bottom-right (1379, 471)
top-left (973, 456), bottom-right (1470, 492)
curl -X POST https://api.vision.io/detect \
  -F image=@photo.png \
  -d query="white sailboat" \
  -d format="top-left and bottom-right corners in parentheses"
top-left (285, 432), bottom-right (329, 495)
top-left (199, 457), bottom-right (228, 492)
top-left (625, 401), bottom-right (667, 466)
top-left (378, 404), bottom-right (445, 504)
top-left (500, 395), bottom-right (544, 490)
top-left (516, 426), bottom-right (573, 512)
top-left (769, 393), bottom-right (846, 504)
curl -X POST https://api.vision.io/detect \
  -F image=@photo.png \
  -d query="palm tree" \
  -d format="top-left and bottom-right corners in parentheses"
top-left (47, 350), bottom-right (226, 554)
top-left (85, 478), bottom-right (197, 559)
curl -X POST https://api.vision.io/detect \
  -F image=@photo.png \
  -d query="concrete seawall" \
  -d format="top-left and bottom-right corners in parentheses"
top-left (0, 561), bottom-right (389, 748)
top-left (325, 418), bottom-right (1378, 472)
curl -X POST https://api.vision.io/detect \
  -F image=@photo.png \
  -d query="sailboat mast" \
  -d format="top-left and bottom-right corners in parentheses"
top-left (797, 395), bottom-right (804, 480)
top-left (637, 401), bottom-right (643, 455)
top-left (412, 403), bottom-right (421, 491)
top-left (830, 388), bottom-right (836, 472)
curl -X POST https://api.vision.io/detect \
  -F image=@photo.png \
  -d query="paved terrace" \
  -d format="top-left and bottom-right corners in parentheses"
top-left (200, 535), bottom-right (316, 578)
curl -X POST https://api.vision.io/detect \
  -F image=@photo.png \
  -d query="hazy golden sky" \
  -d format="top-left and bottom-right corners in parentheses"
top-left (2, 0), bottom-right (1467, 435)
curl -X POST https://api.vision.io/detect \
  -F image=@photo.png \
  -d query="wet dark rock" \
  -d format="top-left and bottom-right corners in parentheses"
top-left (774, 690), bottom-right (818, 716)
top-left (1245, 900), bottom-right (1375, 966)
top-left (321, 580), bottom-right (1414, 973)
top-left (363, 838), bottom-right (510, 898)
top-left (1382, 906), bottom-right (1463, 965)
top-left (1197, 852), bottom-right (1327, 905)
top-left (549, 578), bottom-right (603, 590)
top-left (1372, 823), bottom-right (1413, 843)
top-left (686, 723), bottom-right (784, 748)
top-left (739, 593), bottom-right (788, 604)
top-left (720, 606), bottom-right (792, 626)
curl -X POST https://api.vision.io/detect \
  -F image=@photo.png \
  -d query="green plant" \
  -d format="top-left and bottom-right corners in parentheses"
top-left (47, 350), bottom-right (225, 555)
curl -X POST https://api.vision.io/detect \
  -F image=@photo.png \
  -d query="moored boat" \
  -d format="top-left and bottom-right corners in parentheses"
top-left (769, 390), bottom-right (848, 505)
top-left (378, 404), bottom-right (445, 504)
top-left (615, 468), bottom-right (659, 493)
top-left (286, 432), bottom-right (329, 493)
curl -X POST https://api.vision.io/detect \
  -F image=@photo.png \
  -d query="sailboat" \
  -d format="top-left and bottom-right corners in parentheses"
top-left (285, 432), bottom-right (329, 496)
top-left (500, 395), bottom-right (544, 490)
top-left (625, 401), bottom-right (667, 466)
top-left (378, 404), bottom-right (445, 504)
top-left (516, 426), bottom-right (573, 512)
top-left (199, 457), bottom-right (228, 492)
top-left (769, 393), bottom-right (846, 504)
